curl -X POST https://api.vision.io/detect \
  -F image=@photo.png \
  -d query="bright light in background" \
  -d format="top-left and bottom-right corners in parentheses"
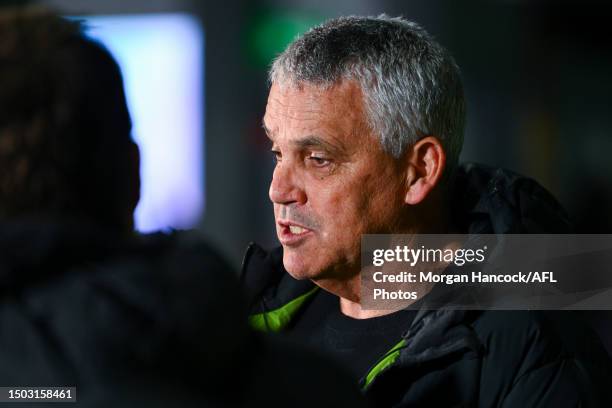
top-left (75, 14), bottom-right (204, 233)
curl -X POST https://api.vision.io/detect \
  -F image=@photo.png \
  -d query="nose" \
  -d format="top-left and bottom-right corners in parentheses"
top-left (269, 162), bottom-right (306, 206)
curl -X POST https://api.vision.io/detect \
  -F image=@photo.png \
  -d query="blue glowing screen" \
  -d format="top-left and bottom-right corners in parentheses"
top-left (75, 14), bottom-right (204, 232)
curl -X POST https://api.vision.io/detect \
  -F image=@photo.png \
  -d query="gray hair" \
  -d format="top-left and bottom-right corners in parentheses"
top-left (270, 15), bottom-right (465, 169)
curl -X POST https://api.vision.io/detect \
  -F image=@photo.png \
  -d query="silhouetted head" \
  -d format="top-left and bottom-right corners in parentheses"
top-left (0, 6), bottom-right (139, 234)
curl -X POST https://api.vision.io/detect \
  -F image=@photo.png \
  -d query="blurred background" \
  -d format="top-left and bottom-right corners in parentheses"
top-left (0, 0), bottom-right (608, 356)
top-left (11, 0), bottom-right (611, 263)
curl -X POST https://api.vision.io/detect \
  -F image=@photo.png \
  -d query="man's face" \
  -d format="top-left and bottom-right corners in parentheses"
top-left (264, 80), bottom-right (408, 282)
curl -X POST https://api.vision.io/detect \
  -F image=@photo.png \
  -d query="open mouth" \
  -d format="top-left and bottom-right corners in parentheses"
top-left (278, 221), bottom-right (313, 245)
top-left (288, 225), bottom-right (309, 235)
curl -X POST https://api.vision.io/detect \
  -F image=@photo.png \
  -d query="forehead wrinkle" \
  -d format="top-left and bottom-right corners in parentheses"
top-left (266, 113), bottom-right (361, 157)
top-left (272, 109), bottom-right (324, 125)
top-left (267, 92), bottom-right (325, 121)
top-left (263, 104), bottom-right (324, 144)
top-left (264, 81), bottom-right (369, 155)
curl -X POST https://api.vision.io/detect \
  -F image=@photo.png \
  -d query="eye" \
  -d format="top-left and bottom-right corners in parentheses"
top-left (307, 153), bottom-right (331, 168)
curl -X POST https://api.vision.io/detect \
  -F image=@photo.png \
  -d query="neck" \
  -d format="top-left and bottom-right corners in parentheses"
top-left (313, 211), bottom-right (458, 320)
top-left (312, 267), bottom-right (428, 320)
top-left (339, 297), bottom-right (411, 319)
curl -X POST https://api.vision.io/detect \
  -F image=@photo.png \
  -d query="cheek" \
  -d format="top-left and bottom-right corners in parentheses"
top-left (330, 173), bottom-right (400, 233)
top-left (312, 182), bottom-right (370, 239)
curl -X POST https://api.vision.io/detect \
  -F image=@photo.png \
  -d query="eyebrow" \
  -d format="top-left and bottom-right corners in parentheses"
top-left (293, 135), bottom-right (342, 154)
top-left (262, 120), bottom-right (346, 155)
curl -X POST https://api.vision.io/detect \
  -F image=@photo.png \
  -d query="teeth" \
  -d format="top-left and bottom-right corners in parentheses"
top-left (289, 225), bottom-right (306, 234)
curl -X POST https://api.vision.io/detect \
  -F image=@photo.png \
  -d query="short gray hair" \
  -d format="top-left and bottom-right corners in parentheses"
top-left (270, 15), bottom-right (465, 169)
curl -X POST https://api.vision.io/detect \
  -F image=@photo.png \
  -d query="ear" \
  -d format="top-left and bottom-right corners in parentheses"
top-left (404, 136), bottom-right (446, 205)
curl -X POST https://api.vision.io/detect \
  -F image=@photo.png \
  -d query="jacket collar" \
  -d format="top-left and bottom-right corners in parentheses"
top-left (241, 243), bottom-right (316, 316)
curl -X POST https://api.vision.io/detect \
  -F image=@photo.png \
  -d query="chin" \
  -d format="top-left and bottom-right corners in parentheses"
top-left (282, 249), bottom-right (323, 281)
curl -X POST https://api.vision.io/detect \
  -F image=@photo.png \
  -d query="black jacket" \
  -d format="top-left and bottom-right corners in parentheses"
top-left (0, 218), bottom-right (252, 407)
top-left (242, 164), bottom-right (612, 407)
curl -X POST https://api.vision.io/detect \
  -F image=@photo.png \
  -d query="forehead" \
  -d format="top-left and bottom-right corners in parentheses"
top-left (263, 80), bottom-right (369, 143)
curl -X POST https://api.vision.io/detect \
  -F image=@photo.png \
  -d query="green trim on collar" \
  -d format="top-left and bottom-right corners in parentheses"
top-left (249, 286), bottom-right (319, 332)
top-left (363, 338), bottom-right (407, 390)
